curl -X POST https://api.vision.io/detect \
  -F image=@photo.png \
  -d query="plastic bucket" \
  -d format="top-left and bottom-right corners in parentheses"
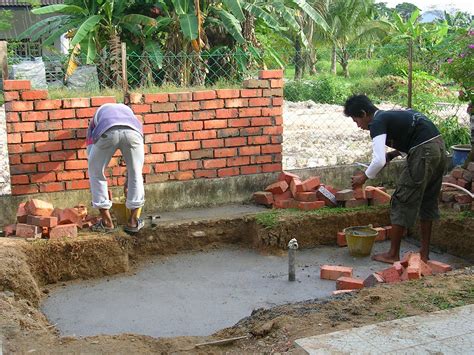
top-left (344, 225), bottom-right (378, 257)
top-left (451, 144), bottom-right (471, 167)
top-left (111, 198), bottom-right (142, 225)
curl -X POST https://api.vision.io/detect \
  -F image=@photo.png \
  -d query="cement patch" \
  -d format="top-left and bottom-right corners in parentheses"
top-left (41, 241), bottom-right (466, 338)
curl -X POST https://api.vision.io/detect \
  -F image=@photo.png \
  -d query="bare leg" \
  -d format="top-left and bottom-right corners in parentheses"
top-left (372, 224), bottom-right (405, 264)
top-left (419, 219), bottom-right (432, 262)
top-left (128, 209), bottom-right (140, 228)
top-left (99, 209), bottom-right (114, 228)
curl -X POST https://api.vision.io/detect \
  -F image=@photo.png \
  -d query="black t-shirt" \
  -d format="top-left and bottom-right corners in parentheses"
top-left (369, 110), bottom-right (440, 153)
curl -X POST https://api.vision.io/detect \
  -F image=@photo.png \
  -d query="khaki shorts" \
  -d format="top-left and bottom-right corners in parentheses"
top-left (390, 137), bottom-right (446, 228)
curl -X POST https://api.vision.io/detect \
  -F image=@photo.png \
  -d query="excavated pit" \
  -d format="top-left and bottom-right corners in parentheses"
top-left (0, 205), bottom-right (473, 351)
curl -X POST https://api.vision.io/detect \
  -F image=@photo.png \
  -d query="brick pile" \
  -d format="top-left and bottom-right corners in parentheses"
top-left (441, 163), bottom-right (474, 212)
top-left (253, 171), bottom-right (336, 210)
top-left (3, 199), bottom-right (96, 240)
top-left (253, 171), bottom-right (392, 211)
top-left (321, 252), bottom-right (453, 295)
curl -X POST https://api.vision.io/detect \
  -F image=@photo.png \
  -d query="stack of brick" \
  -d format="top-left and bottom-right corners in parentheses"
top-left (321, 253), bottom-right (453, 295)
top-left (335, 185), bottom-right (391, 208)
top-left (3, 199), bottom-right (93, 240)
top-left (441, 163), bottom-right (474, 212)
top-left (253, 171), bottom-right (338, 210)
top-left (336, 225), bottom-right (392, 247)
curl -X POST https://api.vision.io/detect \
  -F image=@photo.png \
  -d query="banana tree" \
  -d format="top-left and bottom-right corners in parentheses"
top-left (21, 0), bottom-right (156, 87)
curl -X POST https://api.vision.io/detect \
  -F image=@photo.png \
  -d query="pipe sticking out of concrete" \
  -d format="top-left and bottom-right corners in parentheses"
top-left (442, 182), bottom-right (474, 198)
top-left (288, 238), bottom-right (299, 282)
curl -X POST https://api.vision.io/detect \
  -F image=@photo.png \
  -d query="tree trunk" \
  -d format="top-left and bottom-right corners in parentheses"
top-left (407, 38), bottom-right (413, 108)
top-left (331, 44), bottom-right (337, 74)
top-left (294, 36), bottom-right (304, 80)
top-left (242, 10), bottom-right (259, 47)
top-left (108, 30), bottom-right (123, 88)
top-left (341, 49), bottom-right (349, 78)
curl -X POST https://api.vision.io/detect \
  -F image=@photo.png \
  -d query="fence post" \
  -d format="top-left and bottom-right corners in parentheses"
top-left (121, 42), bottom-right (129, 96)
top-left (0, 41), bottom-right (8, 80)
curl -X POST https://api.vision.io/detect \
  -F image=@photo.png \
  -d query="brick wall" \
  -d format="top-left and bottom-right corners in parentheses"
top-left (3, 70), bottom-right (283, 196)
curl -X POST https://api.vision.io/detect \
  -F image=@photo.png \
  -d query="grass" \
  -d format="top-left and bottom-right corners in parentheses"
top-left (254, 205), bottom-right (387, 229)
top-left (47, 87), bottom-right (124, 101)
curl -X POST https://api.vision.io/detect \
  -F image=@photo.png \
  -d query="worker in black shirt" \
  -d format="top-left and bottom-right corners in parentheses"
top-left (343, 95), bottom-right (446, 263)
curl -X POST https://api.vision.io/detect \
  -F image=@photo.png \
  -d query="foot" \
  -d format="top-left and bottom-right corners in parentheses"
top-left (419, 250), bottom-right (430, 263)
top-left (372, 252), bottom-right (399, 264)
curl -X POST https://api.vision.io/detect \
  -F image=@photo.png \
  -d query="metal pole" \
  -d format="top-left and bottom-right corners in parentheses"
top-left (121, 42), bottom-right (128, 97)
top-left (0, 41), bottom-right (8, 80)
top-left (288, 238), bottom-right (299, 282)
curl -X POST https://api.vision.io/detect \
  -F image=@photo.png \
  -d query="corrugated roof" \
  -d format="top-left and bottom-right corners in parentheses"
top-left (0, 0), bottom-right (63, 6)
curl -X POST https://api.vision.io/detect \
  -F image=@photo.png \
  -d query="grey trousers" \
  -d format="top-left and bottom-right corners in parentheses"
top-left (87, 126), bottom-right (145, 210)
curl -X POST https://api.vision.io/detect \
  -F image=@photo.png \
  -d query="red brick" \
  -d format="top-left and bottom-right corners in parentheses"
top-left (151, 142), bottom-right (175, 153)
top-left (158, 123), bottom-right (179, 133)
top-left (75, 107), bottom-right (97, 118)
top-left (27, 215), bottom-right (58, 228)
top-left (49, 109), bottom-right (75, 120)
top-left (344, 199), bottom-right (369, 208)
top-left (374, 227), bottom-right (386, 242)
top-left (40, 182), bottom-right (65, 193)
top-left (25, 199), bottom-right (54, 216)
top-left (7, 122), bottom-right (35, 133)
top-left (35, 141), bottom-right (63, 152)
top-left (215, 108), bottom-right (238, 119)
top-left (393, 261), bottom-right (404, 275)
top-left (320, 265), bottom-right (353, 280)
top-left (179, 160), bottom-right (201, 170)
top-left (239, 146), bottom-right (260, 156)
top-left (298, 201), bottom-right (325, 210)
top-left (454, 194), bottom-right (472, 204)
top-left (263, 88), bottom-right (283, 96)
top-left (253, 191), bottom-right (273, 206)
top-left (226, 156), bottom-right (249, 167)
top-left (129, 104), bottom-right (150, 114)
top-left (4, 224), bottom-right (16, 237)
top-left (169, 92), bottom-right (192, 102)
top-left (337, 231), bottom-right (347, 247)
top-left (49, 224), bottom-right (78, 239)
top-left (251, 117), bottom-right (272, 126)
top-left (65, 160), bottom-right (88, 170)
top-left (11, 185), bottom-right (39, 195)
top-left (262, 163), bottom-right (282, 173)
top-left (200, 100), bottom-right (224, 110)
top-left (91, 96), bottom-right (116, 106)
top-left (144, 113), bottom-right (169, 124)
top-left (169, 132), bottom-right (193, 141)
top-left (65, 179), bottom-right (89, 190)
top-left (228, 118), bottom-right (250, 127)
top-left (166, 151), bottom-right (190, 161)
top-left (34, 99), bottom-right (62, 110)
top-left (265, 181), bottom-right (289, 194)
top-left (152, 102), bottom-right (176, 112)
top-left (302, 177), bottom-right (320, 191)
top-left (193, 90), bottom-right (216, 100)
top-left (273, 198), bottom-right (297, 209)
top-left (203, 159), bottom-right (226, 169)
top-left (225, 137), bottom-right (246, 147)
top-left (259, 69), bottom-right (284, 79)
top-left (11, 175), bottom-right (29, 185)
top-left (63, 140), bottom-right (86, 150)
top-left (3, 80), bottom-right (31, 90)
top-left (225, 98), bottom-right (248, 108)
top-left (263, 126), bottom-right (283, 135)
top-left (335, 189), bottom-right (354, 201)
top-left (451, 168), bottom-right (464, 179)
top-left (10, 163), bottom-right (36, 174)
top-left (6, 112), bottom-right (20, 122)
top-left (21, 111), bottom-right (48, 122)
top-left (377, 266), bottom-right (401, 283)
top-left (261, 107), bottom-right (282, 116)
top-left (295, 191), bottom-right (318, 202)
top-left (177, 101), bottom-right (200, 111)
top-left (367, 187), bottom-right (391, 204)
top-left (36, 121), bottom-right (62, 131)
top-left (57, 171), bottom-right (84, 181)
top-left (353, 186), bottom-right (366, 200)
top-left (363, 273), bottom-right (385, 287)
top-left (261, 144), bottom-right (281, 154)
top-left (290, 178), bottom-right (303, 197)
top-left (181, 121), bottom-right (203, 131)
top-left (202, 139), bottom-right (224, 148)
top-left (427, 260), bottom-right (452, 274)
top-left (16, 203), bottom-right (28, 223)
top-left (143, 93), bottom-right (168, 103)
top-left (270, 79), bottom-right (284, 88)
top-left (241, 165), bottom-right (261, 175)
top-left (240, 89), bottom-right (260, 97)
top-left (54, 208), bottom-right (82, 226)
top-left (204, 119), bottom-right (227, 129)
top-left (16, 223), bottom-right (42, 238)
top-left (193, 110), bottom-right (216, 120)
top-left (169, 111), bottom-right (192, 121)
top-left (6, 101), bottom-right (34, 112)
top-left (30, 172), bottom-right (56, 183)
top-left (177, 141), bottom-right (201, 151)
top-left (243, 79), bottom-right (270, 89)
top-left (62, 119), bottom-right (88, 129)
top-left (239, 107), bottom-right (261, 117)
top-left (172, 171), bottom-right (194, 180)
top-left (218, 167), bottom-right (240, 177)
top-left (194, 130), bottom-right (217, 140)
top-left (278, 171), bottom-right (299, 184)
top-left (63, 98), bottom-right (90, 108)
top-left (248, 136), bottom-right (269, 145)
top-left (248, 98), bottom-right (271, 107)
top-left (273, 97), bottom-right (284, 106)
top-left (21, 90), bottom-right (48, 100)
top-left (216, 89), bottom-right (240, 99)
top-left (3, 91), bottom-right (19, 101)
top-left (190, 149), bottom-right (214, 159)
top-left (336, 277), bottom-right (364, 290)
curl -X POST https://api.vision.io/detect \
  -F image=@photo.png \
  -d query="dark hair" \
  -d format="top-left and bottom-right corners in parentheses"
top-left (343, 94), bottom-right (378, 117)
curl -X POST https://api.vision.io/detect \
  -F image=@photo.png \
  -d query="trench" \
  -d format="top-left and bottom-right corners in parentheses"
top-left (1, 205), bottom-right (473, 342)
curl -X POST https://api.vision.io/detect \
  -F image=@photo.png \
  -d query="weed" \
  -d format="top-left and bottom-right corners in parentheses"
top-left (255, 210), bottom-right (281, 229)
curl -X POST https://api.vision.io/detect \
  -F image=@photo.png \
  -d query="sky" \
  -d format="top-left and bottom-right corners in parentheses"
top-left (375, 0), bottom-right (474, 14)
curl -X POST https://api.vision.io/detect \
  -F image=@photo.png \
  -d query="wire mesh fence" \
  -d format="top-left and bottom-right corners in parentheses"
top-left (3, 43), bottom-right (471, 174)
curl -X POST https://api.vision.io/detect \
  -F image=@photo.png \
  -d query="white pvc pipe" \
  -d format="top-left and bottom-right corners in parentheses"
top-left (442, 182), bottom-right (474, 198)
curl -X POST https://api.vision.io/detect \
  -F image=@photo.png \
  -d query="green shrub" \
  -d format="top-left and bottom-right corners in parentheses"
top-left (432, 115), bottom-right (470, 151)
top-left (284, 76), bottom-right (351, 104)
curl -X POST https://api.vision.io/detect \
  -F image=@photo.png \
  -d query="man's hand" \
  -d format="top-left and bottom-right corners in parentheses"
top-left (124, 178), bottom-right (128, 197)
top-left (386, 150), bottom-right (400, 163)
top-left (351, 172), bottom-right (368, 189)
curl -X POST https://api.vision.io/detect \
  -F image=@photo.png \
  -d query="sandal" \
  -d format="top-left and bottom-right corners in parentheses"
top-left (90, 220), bottom-right (116, 233)
top-left (123, 218), bottom-right (145, 233)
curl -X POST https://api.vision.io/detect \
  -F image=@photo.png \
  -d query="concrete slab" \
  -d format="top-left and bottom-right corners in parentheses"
top-left (41, 241), bottom-right (466, 338)
top-left (295, 304), bottom-right (474, 354)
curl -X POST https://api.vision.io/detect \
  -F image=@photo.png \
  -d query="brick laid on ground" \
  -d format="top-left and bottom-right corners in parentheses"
top-left (320, 265), bottom-right (353, 280)
top-left (336, 276), bottom-right (364, 290)
top-left (27, 215), bottom-right (58, 228)
top-left (49, 224), bottom-right (78, 239)
top-left (15, 223), bottom-right (42, 238)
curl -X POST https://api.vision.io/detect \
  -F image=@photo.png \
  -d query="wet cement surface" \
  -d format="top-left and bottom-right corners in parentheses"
top-left (42, 241), bottom-right (466, 338)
